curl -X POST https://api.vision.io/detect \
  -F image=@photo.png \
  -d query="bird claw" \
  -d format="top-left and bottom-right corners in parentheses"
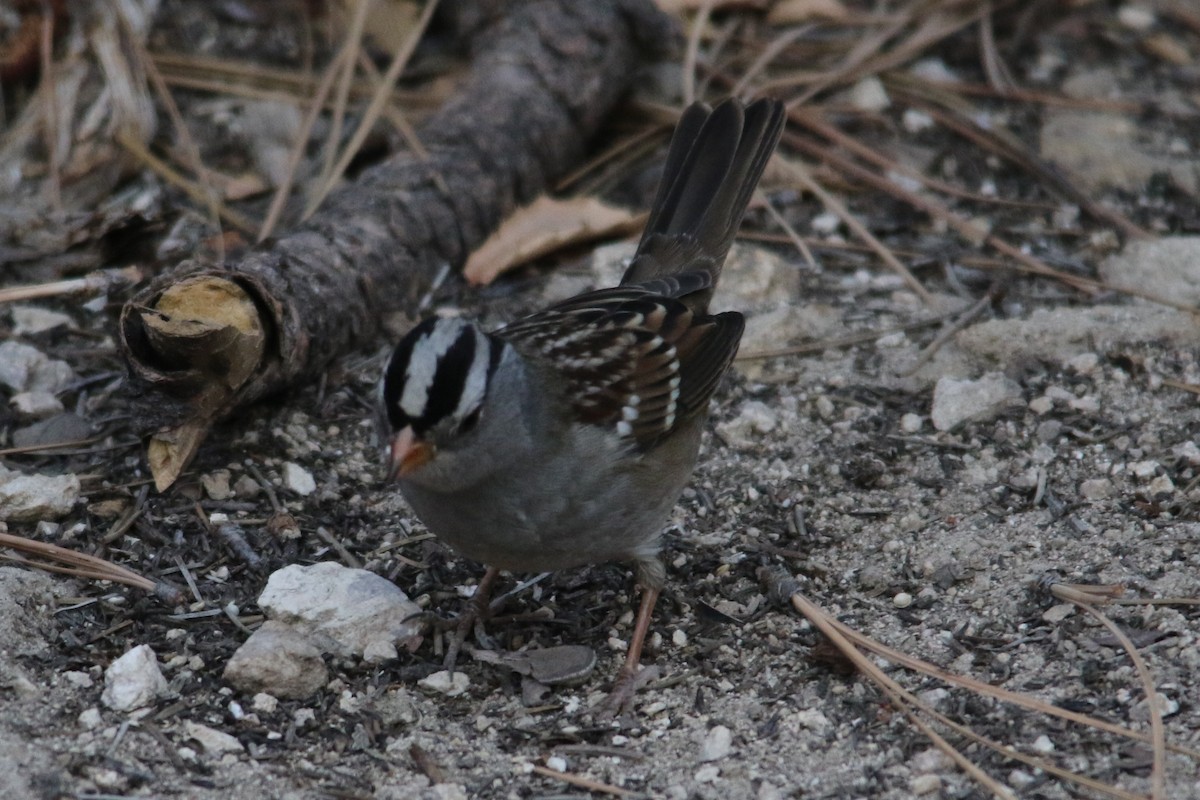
top-left (595, 664), bottom-right (662, 720)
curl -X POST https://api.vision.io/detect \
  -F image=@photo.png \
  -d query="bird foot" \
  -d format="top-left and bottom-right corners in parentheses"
top-left (595, 664), bottom-right (662, 720)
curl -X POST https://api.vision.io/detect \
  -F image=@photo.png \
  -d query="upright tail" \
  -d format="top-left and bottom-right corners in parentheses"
top-left (621, 98), bottom-right (785, 298)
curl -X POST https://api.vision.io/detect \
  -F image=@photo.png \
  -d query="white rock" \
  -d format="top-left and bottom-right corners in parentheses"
top-left (1042, 603), bottom-right (1074, 623)
top-left (717, 401), bottom-right (778, 449)
top-left (811, 211), bottom-right (841, 235)
top-left (418, 670), bottom-right (469, 696)
top-left (222, 621), bottom-right (328, 699)
top-left (902, 109), bottom-right (934, 133)
top-left (909, 774), bottom-right (941, 795)
top-left (10, 305), bottom-right (72, 334)
top-left (101, 645), bottom-right (168, 711)
top-left (1066, 352), bottom-right (1099, 374)
top-left (78, 707), bottom-right (103, 730)
top-left (1131, 460), bottom-right (1159, 479)
top-left (0, 465), bottom-right (80, 522)
top-left (1080, 479), bottom-right (1112, 500)
top-left (899, 413), bottom-right (923, 433)
top-left (252, 692), bottom-right (279, 713)
top-left (1028, 396), bottom-right (1054, 415)
top-left (10, 391), bottom-right (64, 419)
top-left (545, 756), bottom-right (567, 772)
top-left (0, 341), bottom-right (74, 393)
top-left (1175, 440), bottom-right (1200, 465)
top-left (1117, 5), bottom-right (1155, 30)
top-left (362, 637), bottom-right (398, 664)
top-left (1148, 474), bottom-right (1175, 495)
top-left (1031, 734), bottom-right (1055, 754)
top-left (201, 470), bottom-right (233, 501)
top-left (63, 670), bottom-right (94, 688)
top-left (694, 765), bottom-right (721, 783)
top-left (930, 373), bottom-right (1022, 431)
top-left (282, 462), bottom-right (316, 496)
top-left (184, 721), bottom-right (244, 754)
top-left (848, 76), bottom-right (890, 111)
top-left (672, 629), bottom-right (688, 647)
top-left (257, 562), bottom-right (423, 657)
top-left (892, 592), bottom-right (913, 609)
top-left (699, 725), bottom-right (733, 762)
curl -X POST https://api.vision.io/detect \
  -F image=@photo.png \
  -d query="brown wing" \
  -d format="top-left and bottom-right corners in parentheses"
top-left (495, 278), bottom-right (743, 449)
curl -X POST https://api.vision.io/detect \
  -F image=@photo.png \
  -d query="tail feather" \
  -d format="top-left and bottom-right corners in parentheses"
top-left (622, 97), bottom-right (785, 302)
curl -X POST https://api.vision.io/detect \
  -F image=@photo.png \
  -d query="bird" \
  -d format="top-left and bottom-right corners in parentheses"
top-left (378, 97), bottom-right (785, 713)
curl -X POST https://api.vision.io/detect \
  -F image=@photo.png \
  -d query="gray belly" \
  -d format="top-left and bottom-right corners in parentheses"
top-left (399, 422), bottom-right (703, 573)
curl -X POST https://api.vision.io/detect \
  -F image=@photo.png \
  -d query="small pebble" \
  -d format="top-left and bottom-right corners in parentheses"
top-left (283, 462), bottom-right (316, 496)
top-left (909, 774), bottom-right (941, 795)
top-left (1028, 396), bottom-right (1053, 415)
top-left (700, 725), bottom-right (733, 762)
top-left (418, 670), bottom-right (469, 697)
top-left (892, 592), bottom-right (913, 609)
top-left (1031, 735), bottom-right (1054, 754)
top-left (899, 413), bottom-right (923, 433)
top-left (545, 756), bottom-right (567, 772)
top-left (672, 629), bottom-right (688, 647)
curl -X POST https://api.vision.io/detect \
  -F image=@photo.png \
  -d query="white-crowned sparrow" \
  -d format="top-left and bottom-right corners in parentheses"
top-left (379, 97), bottom-right (784, 711)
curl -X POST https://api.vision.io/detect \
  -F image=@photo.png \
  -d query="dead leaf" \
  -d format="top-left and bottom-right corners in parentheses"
top-left (463, 195), bottom-right (643, 286)
top-left (767, 0), bottom-right (849, 25)
top-left (331, 0), bottom-right (420, 54)
top-left (148, 420), bottom-right (212, 492)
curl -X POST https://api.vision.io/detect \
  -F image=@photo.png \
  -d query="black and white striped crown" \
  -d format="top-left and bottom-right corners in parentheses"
top-left (381, 317), bottom-right (504, 435)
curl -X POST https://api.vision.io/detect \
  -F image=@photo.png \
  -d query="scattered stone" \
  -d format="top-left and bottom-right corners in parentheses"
top-left (694, 764), bottom-right (721, 783)
top-left (257, 562), bottom-right (423, 657)
top-left (1042, 71), bottom-right (1199, 193)
top-left (282, 462), bottom-right (316, 496)
top-left (232, 474), bottom-right (262, 499)
top-left (957, 305), bottom-right (1200, 365)
top-left (418, 669), bottom-right (470, 696)
top-left (717, 401), bottom-right (778, 449)
top-left (1175, 441), bottom-right (1200, 466)
top-left (0, 465), bottom-right (80, 522)
top-left (201, 470), bottom-right (233, 501)
top-left (78, 707), bottom-right (103, 730)
top-left (1131, 460), bottom-right (1160, 479)
top-left (810, 211), bottom-right (841, 235)
top-left (472, 645), bottom-right (596, 686)
top-left (223, 621), bottom-right (328, 699)
top-left (9, 305), bottom-right (72, 334)
top-left (1132, 693), bottom-right (1180, 721)
top-left (1031, 734), bottom-right (1055, 754)
top-left (892, 592), bottom-right (913, 609)
top-left (9, 391), bottom-right (63, 419)
top-left (1028, 396), bottom-right (1053, 415)
top-left (545, 756), bottom-right (568, 773)
top-left (1066, 352), bottom-right (1100, 374)
top-left (1147, 475), bottom-right (1176, 495)
top-left (362, 637), bottom-right (398, 664)
top-left (1117, 4), bottom-right (1155, 30)
top-left (101, 645), bottom-right (169, 712)
top-left (11, 412), bottom-right (93, 448)
top-left (909, 774), bottom-right (941, 795)
top-left (1100, 237), bottom-right (1200, 307)
top-left (0, 341), bottom-right (74, 393)
top-left (184, 721), bottom-right (245, 754)
top-left (899, 413), bottom-right (923, 433)
top-left (63, 670), bottom-right (94, 689)
top-left (252, 692), bottom-right (279, 713)
top-left (1042, 603), bottom-right (1074, 624)
top-left (902, 109), bottom-right (934, 133)
top-left (930, 373), bottom-right (1022, 431)
top-left (672, 629), bottom-right (688, 647)
top-left (699, 725), bottom-right (733, 762)
top-left (848, 76), bottom-right (890, 111)
top-left (1080, 479), bottom-right (1113, 500)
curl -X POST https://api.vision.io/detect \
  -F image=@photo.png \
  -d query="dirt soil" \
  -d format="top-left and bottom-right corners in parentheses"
top-left (2, 2), bottom-right (1200, 799)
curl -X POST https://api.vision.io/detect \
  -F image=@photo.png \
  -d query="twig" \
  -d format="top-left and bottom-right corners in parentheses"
top-left (531, 765), bottom-right (641, 798)
top-left (897, 282), bottom-right (1002, 376)
top-left (0, 266), bottom-right (145, 304)
top-left (302, 0), bottom-right (441, 220)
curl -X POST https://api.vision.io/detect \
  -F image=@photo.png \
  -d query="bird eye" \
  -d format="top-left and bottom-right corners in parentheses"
top-left (457, 407), bottom-right (482, 434)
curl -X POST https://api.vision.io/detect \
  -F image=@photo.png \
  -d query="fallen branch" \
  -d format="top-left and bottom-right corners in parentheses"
top-left (117, 0), bottom-right (672, 490)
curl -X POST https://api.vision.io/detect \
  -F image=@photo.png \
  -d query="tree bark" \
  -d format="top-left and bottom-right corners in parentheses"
top-left (117, 0), bottom-right (673, 487)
